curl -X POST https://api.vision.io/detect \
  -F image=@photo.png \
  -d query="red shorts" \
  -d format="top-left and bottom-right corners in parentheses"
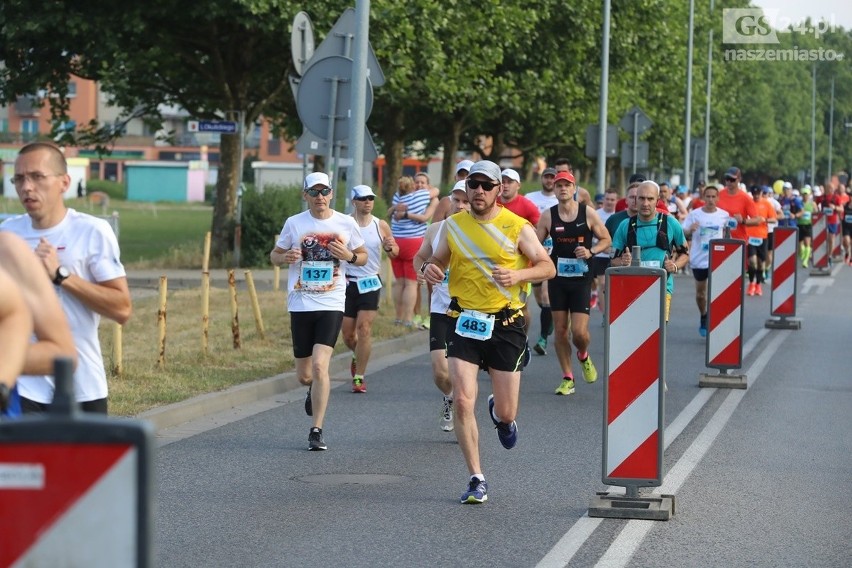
top-left (391, 237), bottom-right (423, 281)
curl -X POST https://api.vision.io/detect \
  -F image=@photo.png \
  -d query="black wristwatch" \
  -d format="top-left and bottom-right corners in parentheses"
top-left (419, 261), bottom-right (432, 275)
top-left (350, 252), bottom-right (358, 263)
top-left (0, 383), bottom-right (9, 412)
top-left (53, 265), bottom-right (71, 286)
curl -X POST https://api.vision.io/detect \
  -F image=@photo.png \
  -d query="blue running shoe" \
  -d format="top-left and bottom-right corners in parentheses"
top-left (461, 477), bottom-right (488, 504)
top-left (487, 394), bottom-right (518, 449)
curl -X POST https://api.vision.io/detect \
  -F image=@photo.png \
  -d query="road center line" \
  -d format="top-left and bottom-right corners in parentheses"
top-left (594, 330), bottom-right (790, 568)
top-left (536, 327), bottom-right (771, 568)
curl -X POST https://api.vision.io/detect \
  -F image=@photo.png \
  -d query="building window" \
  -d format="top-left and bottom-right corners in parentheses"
top-left (67, 81), bottom-right (77, 98)
top-left (0, 119), bottom-right (7, 132)
top-left (268, 139), bottom-right (281, 155)
top-left (21, 119), bottom-right (39, 134)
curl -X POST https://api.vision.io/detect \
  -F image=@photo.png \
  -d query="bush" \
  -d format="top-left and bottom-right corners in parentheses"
top-left (240, 184), bottom-right (304, 267)
top-left (239, 184), bottom-right (391, 267)
top-left (87, 179), bottom-right (126, 200)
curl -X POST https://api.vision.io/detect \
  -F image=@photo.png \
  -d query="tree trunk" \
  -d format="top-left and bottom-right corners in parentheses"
top-left (440, 117), bottom-right (463, 190)
top-left (380, 106), bottom-right (405, 201)
top-left (211, 133), bottom-right (240, 260)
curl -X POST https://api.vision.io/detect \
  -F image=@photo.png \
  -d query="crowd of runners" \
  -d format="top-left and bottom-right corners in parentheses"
top-left (270, 161), bottom-right (851, 503)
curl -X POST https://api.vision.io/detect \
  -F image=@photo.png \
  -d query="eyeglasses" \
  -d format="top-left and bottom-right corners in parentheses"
top-left (354, 196), bottom-right (375, 201)
top-left (11, 172), bottom-right (64, 187)
top-left (725, 177), bottom-right (737, 183)
top-left (466, 179), bottom-right (500, 191)
top-left (305, 187), bottom-right (332, 197)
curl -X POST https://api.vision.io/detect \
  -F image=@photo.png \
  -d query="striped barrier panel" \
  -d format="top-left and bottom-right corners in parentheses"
top-left (602, 267), bottom-right (666, 488)
top-left (0, 359), bottom-right (154, 567)
top-left (765, 227), bottom-right (801, 330)
top-left (700, 239), bottom-right (747, 389)
top-left (811, 213), bottom-right (830, 272)
top-left (705, 239), bottom-right (745, 370)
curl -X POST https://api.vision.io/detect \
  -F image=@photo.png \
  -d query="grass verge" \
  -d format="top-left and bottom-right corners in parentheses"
top-left (101, 286), bottom-right (414, 417)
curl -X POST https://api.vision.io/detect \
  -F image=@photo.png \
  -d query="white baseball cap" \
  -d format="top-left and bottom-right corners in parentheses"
top-left (351, 184), bottom-right (375, 199)
top-left (451, 180), bottom-right (467, 193)
top-left (501, 169), bottom-right (521, 183)
top-left (456, 159), bottom-right (474, 174)
top-left (304, 172), bottom-right (331, 190)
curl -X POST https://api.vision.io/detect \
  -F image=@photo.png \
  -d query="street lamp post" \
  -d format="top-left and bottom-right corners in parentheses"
top-left (703, 0), bottom-right (714, 184)
top-left (684, 0), bottom-right (695, 188)
top-left (595, 0), bottom-right (611, 195)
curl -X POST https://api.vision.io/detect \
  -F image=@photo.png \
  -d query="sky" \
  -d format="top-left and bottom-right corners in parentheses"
top-left (755, 1), bottom-right (852, 31)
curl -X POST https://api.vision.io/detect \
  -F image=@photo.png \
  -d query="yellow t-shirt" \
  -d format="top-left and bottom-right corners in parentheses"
top-left (445, 207), bottom-right (530, 312)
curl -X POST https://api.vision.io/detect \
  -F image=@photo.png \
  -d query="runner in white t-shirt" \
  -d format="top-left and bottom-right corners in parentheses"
top-left (1, 143), bottom-right (131, 414)
top-left (682, 184), bottom-right (731, 337)
top-left (270, 172), bottom-right (367, 451)
top-left (591, 188), bottom-right (618, 312)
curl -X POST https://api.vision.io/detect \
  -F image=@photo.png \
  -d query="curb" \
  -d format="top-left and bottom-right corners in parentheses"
top-left (136, 330), bottom-right (429, 431)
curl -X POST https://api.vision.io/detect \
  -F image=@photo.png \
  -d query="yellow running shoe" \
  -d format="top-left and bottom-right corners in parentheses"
top-left (580, 356), bottom-right (598, 383)
top-left (555, 378), bottom-right (576, 395)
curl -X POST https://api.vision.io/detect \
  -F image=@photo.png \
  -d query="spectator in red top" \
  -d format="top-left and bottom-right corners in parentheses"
top-left (716, 166), bottom-right (763, 241)
top-left (498, 169), bottom-right (540, 225)
top-left (498, 168), bottom-right (541, 335)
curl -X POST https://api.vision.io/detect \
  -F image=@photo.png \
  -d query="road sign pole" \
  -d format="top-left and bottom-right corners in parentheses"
top-left (324, 76), bottom-right (340, 202)
top-left (346, 0), bottom-right (370, 206)
top-left (632, 112), bottom-right (638, 174)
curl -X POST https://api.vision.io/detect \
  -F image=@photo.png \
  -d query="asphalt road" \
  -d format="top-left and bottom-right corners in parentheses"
top-left (153, 263), bottom-right (851, 567)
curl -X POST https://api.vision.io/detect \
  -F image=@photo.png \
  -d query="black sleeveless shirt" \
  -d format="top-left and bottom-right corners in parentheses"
top-left (549, 204), bottom-right (593, 269)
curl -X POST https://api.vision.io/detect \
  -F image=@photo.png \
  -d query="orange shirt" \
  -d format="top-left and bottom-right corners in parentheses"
top-left (717, 190), bottom-right (758, 241)
top-left (745, 199), bottom-right (777, 240)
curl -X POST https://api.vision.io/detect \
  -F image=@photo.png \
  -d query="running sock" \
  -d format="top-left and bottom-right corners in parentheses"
top-left (354, 374), bottom-right (364, 381)
top-left (540, 306), bottom-right (552, 338)
top-left (563, 373), bottom-right (574, 380)
top-left (747, 266), bottom-right (756, 282)
top-left (471, 473), bottom-right (485, 482)
top-left (577, 351), bottom-right (589, 361)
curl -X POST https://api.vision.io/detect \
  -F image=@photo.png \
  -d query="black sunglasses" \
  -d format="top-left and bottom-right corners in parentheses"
top-left (725, 177), bottom-right (737, 183)
top-left (305, 187), bottom-right (332, 197)
top-left (354, 195), bottom-right (375, 201)
top-left (466, 179), bottom-right (500, 191)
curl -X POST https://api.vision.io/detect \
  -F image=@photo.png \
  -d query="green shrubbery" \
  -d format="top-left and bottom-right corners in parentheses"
top-left (86, 179), bottom-right (126, 200)
top-left (239, 184), bottom-right (303, 267)
top-left (239, 184), bottom-right (391, 267)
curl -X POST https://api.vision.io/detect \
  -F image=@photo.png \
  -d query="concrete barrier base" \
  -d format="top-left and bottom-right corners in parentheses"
top-left (764, 317), bottom-right (802, 330)
top-left (588, 491), bottom-right (675, 521)
top-left (699, 372), bottom-right (747, 389)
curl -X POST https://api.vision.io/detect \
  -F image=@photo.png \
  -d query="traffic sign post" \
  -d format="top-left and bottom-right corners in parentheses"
top-left (699, 239), bottom-right (747, 389)
top-left (619, 106), bottom-right (652, 174)
top-left (0, 359), bottom-right (154, 567)
top-left (589, 258), bottom-right (674, 521)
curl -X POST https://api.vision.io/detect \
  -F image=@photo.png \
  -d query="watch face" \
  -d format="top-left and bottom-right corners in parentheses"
top-left (59, 266), bottom-right (70, 278)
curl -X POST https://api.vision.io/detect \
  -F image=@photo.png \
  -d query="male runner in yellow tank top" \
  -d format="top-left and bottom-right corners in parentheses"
top-left (422, 160), bottom-right (555, 504)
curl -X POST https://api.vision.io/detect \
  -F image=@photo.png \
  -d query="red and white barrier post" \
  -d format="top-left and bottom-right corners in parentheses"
top-left (810, 213), bottom-right (831, 275)
top-left (589, 252), bottom-right (674, 521)
top-left (765, 227), bottom-right (802, 330)
top-left (699, 239), bottom-right (747, 389)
